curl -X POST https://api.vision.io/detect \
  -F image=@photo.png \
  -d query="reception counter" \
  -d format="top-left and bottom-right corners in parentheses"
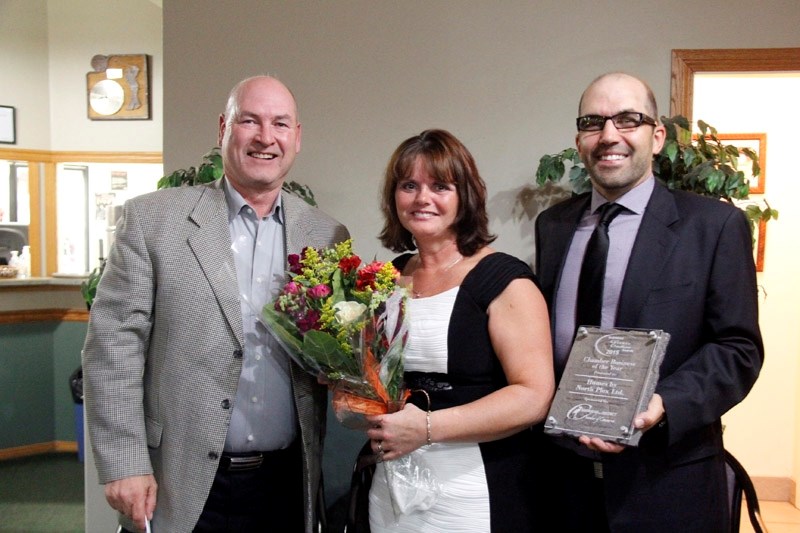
top-left (0, 276), bottom-right (88, 314)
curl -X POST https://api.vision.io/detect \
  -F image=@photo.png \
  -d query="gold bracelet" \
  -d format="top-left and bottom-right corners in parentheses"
top-left (426, 410), bottom-right (432, 446)
top-left (415, 389), bottom-right (433, 446)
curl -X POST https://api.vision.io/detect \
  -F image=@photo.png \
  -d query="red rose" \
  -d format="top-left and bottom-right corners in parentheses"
top-left (338, 255), bottom-right (362, 275)
top-left (356, 261), bottom-right (384, 291)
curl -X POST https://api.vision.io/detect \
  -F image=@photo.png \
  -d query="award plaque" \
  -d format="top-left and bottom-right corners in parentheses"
top-left (544, 327), bottom-right (670, 446)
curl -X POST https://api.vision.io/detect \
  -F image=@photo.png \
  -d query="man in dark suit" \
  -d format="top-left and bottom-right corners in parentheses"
top-left (83, 76), bottom-right (349, 532)
top-left (534, 72), bottom-right (763, 532)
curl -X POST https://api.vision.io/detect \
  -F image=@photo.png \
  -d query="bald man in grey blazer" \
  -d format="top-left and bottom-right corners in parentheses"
top-left (84, 76), bottom-right (349, 532)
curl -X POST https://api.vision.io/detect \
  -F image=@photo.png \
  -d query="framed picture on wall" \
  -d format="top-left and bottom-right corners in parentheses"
top-left (0, 106), bottom-right (15, 144)
top-left (721, 133), bottom-right (768, 272)
top-left (715, 133), bottom-right (767, 194)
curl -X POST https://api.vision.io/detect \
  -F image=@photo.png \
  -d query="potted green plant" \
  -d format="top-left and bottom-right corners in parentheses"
top-left (80, 258), bottom-right (106, 310)
top-left (534, 115), bottom-right (778, 235)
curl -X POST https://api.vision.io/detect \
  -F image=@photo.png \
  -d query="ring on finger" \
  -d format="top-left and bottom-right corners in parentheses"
top-left (377, 440), bottom-right (383, 453)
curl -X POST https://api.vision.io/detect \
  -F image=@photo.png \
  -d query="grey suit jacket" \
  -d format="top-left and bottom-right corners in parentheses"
top-left (83, 180), bottom-right (349, 532)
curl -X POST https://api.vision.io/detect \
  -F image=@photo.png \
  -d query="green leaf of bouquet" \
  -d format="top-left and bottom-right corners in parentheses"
top-left (303, 330), bottom-right (360, 377)
top-left (380, 340), bottom-right (406, 400)
top-left (331, 269), bottom-right (346, 303)
top-left (261, 307), bottom-right (306, 362)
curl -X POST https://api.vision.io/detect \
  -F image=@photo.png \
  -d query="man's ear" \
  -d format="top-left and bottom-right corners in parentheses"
top-left (218, 114), bottom-right (226, 147)
top-left (651, 123), bottom-right (667, 155)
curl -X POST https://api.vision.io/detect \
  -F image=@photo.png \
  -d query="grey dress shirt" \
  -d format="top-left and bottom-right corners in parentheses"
top-left (223, 178), bottom-right (296, 451)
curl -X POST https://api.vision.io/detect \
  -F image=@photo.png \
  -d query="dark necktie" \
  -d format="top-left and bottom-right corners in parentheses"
top-left (575, 202), bottom-right (625, 328)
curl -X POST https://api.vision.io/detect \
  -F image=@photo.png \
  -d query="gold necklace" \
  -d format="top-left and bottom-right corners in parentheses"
top-left (411, 254), bottom-right (463, 298)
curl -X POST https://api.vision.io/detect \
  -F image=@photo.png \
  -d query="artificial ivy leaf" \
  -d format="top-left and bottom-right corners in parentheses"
top-left (564, 148), bottom-right (581, 164)
top-left (664, 140), bottom-right (679, 163)
top-left (672, 115), bottom-right (691, 131)
top-left (682, 147), bottom-right (697, 168)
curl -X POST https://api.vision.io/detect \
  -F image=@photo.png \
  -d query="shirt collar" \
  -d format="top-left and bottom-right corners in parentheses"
top-left (590, 175), bottom-right (654, 216)
top-left (222, 176), bottom-right (284, 223)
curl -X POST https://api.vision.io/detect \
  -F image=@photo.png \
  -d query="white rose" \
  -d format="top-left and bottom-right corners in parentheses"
top-left (333, 301), bottom-right (367, 325)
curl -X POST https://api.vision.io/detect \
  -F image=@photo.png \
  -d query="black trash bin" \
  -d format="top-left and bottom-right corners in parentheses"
top-left (69, 367), bottom-right (84, 462)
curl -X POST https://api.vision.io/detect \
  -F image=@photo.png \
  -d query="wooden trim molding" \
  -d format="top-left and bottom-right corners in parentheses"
top-left (0, 441), bottom-right (78, 461)
top-left (670, 48), bottom-right (800, 121)
top-left (753, 476), bottom-right (796, 503)
top-left (0, 308), bottom-right (89, 324)
top-left (27, 160), bottom-right (43, 276)
top-left (49, 150), bottom-right (161, 163)
top-left (0, 148), bottom-right (162, 164)
top-left (0, 148), bottom-right (52, 162)
top-left (44, 161), bottom-right (58, 275)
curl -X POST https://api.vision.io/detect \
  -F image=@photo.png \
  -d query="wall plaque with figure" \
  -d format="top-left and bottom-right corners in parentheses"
top-left (86, 54), bottom-right (151, 120)
top-left (545, 327), bottom-right (669, 446)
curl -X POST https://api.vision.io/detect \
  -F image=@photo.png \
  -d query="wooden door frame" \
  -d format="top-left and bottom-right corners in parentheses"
top-left (670, 47), bottom-right (800, 121)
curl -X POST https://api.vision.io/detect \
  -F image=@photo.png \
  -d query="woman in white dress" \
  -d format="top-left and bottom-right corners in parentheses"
top-left (363, 129), bottom-right (555, 532)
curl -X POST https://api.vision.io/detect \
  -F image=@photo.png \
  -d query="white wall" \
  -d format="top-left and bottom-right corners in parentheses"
top-left (0, 0), bottom-right (51, 148)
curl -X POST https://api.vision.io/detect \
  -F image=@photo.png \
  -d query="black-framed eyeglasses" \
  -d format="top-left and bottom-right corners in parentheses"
top-left (576, 112), bottom-right (657, 132)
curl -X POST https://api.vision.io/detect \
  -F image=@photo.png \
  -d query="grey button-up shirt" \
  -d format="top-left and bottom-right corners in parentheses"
top-left (223, 178), bottom-right (296, 452)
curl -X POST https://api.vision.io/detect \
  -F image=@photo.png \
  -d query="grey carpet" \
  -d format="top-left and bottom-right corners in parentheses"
top-left (0, 453), bottom-right (84, 532)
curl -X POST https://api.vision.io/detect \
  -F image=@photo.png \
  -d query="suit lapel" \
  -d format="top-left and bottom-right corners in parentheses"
top-left (187, 184), bottom-right (244, 346)
top-left (617, 183), bottom-right (680, 325)
top-left (542, 196), bottom-right (589, 308)
top-left (282, 192), bottom-right (310, 256)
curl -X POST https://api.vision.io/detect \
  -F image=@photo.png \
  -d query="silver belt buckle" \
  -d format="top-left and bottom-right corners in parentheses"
top-left (226, 453), bottom-right (264, 471)
top-left (593, 461), bottom-right (604, 479)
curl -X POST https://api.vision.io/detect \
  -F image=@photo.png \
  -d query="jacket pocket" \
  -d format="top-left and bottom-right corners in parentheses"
top-left (145, 416), bottom-right (163, 449)
top-left (646, 281), bottom-right (694, 306)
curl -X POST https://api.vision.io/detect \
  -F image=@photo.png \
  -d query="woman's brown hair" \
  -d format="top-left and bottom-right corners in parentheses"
top-left (379, 129), bottom-right (496, 254)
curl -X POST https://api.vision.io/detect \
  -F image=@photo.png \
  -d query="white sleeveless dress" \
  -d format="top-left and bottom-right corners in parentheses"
top-left (368, 287), bottom-right (491, 532)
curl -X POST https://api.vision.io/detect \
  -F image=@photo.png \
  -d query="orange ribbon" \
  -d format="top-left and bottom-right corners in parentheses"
top-left (333, 317), bottom-right (410, 416)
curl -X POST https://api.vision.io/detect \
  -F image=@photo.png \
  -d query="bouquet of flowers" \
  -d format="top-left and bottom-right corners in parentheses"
top-left (263, 239), bottom-right (443, 516)
top-left (262, 239), bottom-right (410, 428)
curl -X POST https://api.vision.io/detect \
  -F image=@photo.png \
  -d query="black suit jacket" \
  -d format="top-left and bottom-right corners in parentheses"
top-left (534, 182), bottom-right (763, 530)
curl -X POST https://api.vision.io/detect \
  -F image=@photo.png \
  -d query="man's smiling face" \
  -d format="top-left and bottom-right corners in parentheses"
top-left (575, 73), bottom-right (665, 201)
top-left (219, 77), bottom-right (302, 194)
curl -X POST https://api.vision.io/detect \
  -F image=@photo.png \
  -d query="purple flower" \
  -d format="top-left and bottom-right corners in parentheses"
top-left (283, 281), bottom-right (301, 295)
top-left (288, 254), bottom-right (303, 274)
top-left (297, 309), bottom-right (321, 332)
